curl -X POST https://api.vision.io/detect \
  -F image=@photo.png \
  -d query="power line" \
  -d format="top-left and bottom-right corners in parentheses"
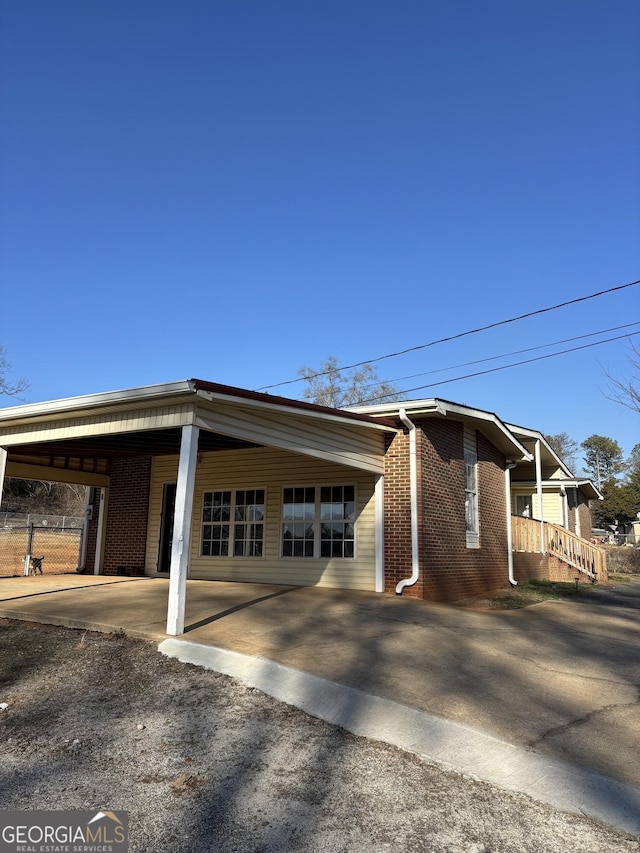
top-left (358, 329), bottom-right (640, 404)
top-left (358, 320), bottom-right (640, 392)
top-left (258, 278), bottom-right (640, 391)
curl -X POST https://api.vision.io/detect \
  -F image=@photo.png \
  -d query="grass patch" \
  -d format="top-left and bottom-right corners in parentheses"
top-left (455, 579), bottom-right (595, 611)
top-left (608, 572), bottom-right (633, 584)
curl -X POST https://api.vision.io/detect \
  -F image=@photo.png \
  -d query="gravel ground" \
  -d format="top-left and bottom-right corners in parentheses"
top-left (1, 619), bottom-right (638, 853)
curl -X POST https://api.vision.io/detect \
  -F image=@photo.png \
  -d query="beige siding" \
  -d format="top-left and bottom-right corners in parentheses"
top-left (0, 404), bottom-right (194, 446)
top-left (196, 403), bottom-right (386, 473)
top-left (511, 488), bottom-right (565, 526)
top-left (146, 446), bottom-right (377, 591)
top-left (541, 491), bottom-right (562, 525)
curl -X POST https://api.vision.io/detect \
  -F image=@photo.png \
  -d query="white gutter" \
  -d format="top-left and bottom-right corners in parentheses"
top-left (396, 409), bottom-right (420, 595)
top-left (505, 462), bottom-right (518, 586)
top-left (0, 380), bottom-right (197, 422)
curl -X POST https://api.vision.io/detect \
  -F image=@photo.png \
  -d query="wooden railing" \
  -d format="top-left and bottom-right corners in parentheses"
top-left (545, 523), bottom-right (607, 581)
top-left (512, 515), bottom-right (544, 553)
top-left (511, 516), bottom-right (608, 581)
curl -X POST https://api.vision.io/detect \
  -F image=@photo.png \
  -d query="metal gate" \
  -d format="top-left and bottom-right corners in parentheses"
top-left (0, 516), bottom-right (85, 578)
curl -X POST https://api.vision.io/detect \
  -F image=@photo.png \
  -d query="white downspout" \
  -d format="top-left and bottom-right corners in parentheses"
top-left (505, 462), bottom-right (518, 586)
top-left (396, 409), bottom-right (420, 595)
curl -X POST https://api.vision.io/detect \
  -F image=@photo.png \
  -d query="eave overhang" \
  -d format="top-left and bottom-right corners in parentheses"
top-left (351, 397), bottom-right (531, 461)
top-left (511, 478), bottom-right (604, 501)
top-left (505, 422), bottom-right (574, 478)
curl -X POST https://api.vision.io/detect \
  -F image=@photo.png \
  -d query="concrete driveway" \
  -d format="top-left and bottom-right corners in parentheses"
top-left (1, 573), bottom-right (639, 831)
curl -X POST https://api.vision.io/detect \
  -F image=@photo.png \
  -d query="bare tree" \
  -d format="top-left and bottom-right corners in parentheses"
top-left (0, 345), bottom-right (28, 400)
top-left (605, 339), bottom-right (640, 414)
top-left (298, 356), bottom-right (402, 408)
top-left (2, 478), bottom-right (87, 515)
top-left (544, 432), bottom-right (579, 473)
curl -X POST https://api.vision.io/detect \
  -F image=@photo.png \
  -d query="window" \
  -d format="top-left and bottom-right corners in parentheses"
top-left (282, 485), bottom-right (355, 558)
top-left (201, 489), bottom-right (265, 557)
top-left (464, 428), bottom-right (479, 548)
top-left (516, 495), bottom-right (533, 518)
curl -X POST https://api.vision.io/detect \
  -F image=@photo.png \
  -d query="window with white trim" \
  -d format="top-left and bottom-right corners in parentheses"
top-left (282, 485), bottom-right (355, 558)
top-left (201, 489), bottom-right (265, 557)
top-left (464, 427), bottom-right (479, 548)
top-left (515, 494), bottom-right (534, 518)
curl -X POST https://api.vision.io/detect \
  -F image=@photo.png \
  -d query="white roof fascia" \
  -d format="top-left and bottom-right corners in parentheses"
top-left (352, 399), bottom-right (531, 461)
top-left (568, 479), bottom-right (604, 501)
top-left (505, 423), bottom-right (574, 478)
top-left (0, 380), bottom-right (197, 424)
top-left (195, 389), bottom-right (396, 434)
top-left (512, 478), bottom-right (603, 501)
top-left (349, 398), bottom-right (443, 417)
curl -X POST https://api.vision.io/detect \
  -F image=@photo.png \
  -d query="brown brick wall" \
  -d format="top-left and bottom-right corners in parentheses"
top-left (102, 457), bottom-right (152, 575)
top-left (513, 553), bottom-right (596, 585)
top-left (577, 499), bottom-right (592, 539)
top-left (566, 490), bottom-right (593, 539)
top-left (383, 418), bottom-right (510, 602)
top-left (383, 430), bottom-right (415, 595)
top-left (547, 555), bottom-right (592, 584)
top-left (512, 551), bottom-right (548, 583)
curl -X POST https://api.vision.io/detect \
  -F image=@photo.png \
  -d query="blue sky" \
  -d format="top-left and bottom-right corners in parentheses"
top-left (1, 1), bottom-right (639, 467)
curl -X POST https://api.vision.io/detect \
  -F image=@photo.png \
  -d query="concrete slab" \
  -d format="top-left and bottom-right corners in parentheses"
top-left (1, 574), bottom-right (639, 835)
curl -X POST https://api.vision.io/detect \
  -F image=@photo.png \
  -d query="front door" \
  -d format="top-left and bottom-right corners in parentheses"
top-left (158, 482), bottom-right (177, 573)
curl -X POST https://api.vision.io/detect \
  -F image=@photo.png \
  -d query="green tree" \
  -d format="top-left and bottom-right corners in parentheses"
top-left (592, 473), bottom-right (640, 529)
top-left (544, 432), bottom-right (579, 473)
top-left (0, 345), bottom-right (28, 399)
top-left (297, 356), bottom-right (401, 408)
top-left (580, 435), bottom-right (624, 489)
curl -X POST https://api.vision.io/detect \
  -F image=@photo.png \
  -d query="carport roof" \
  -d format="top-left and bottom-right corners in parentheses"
top-left (0, 378), bottom-right (397, 430)
top-left (0, 379), bottom-right (398, 483)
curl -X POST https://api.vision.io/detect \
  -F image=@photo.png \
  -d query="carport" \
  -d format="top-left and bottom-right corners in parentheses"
top-left (0, 379), bottom-right (396, 635)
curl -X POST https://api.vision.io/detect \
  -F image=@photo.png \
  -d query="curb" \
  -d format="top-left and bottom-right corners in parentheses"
top-left (159, 637), bottom-right (640, 838)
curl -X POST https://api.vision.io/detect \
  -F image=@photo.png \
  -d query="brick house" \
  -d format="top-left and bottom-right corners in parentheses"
top-left (0, 379), bottom-right (603, 635)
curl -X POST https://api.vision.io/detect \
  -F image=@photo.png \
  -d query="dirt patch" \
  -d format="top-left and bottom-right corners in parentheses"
top-left (1, 619), bottom-right (638, 852)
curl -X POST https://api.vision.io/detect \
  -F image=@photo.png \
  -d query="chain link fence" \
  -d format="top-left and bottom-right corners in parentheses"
top-left (0, 514), bottom-right (86, 578)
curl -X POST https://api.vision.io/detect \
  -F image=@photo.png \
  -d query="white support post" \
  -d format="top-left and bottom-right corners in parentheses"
top-left (374, 474), bottom-right (384, 593)
top-left (166, 424), bottom-right (199, 637)
top-left (535, 439), bottom-right (545, 553)
top-left (93, 487), bottom-right (108, 575)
